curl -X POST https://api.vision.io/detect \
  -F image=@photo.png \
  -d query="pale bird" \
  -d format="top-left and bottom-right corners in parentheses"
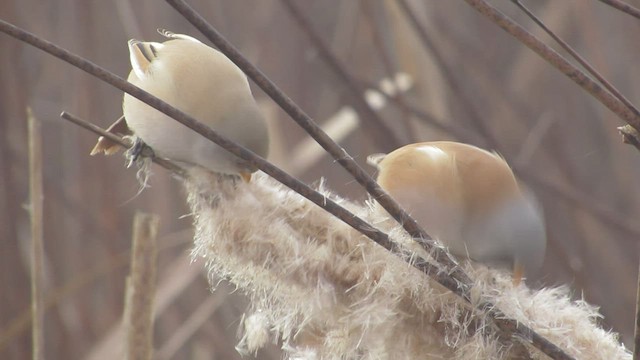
top-left (369, 141), bottom-right (546, 284)
top-left (92, 30), bottom-right (269, 182)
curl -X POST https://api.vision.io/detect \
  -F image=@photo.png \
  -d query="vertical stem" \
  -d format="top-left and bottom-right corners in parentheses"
top-left (27, 107), bottom-right (44, 360)
top-left (124, 212), bottom-right (159, 360)
top-left (634, 260), bottom-right (640, 360)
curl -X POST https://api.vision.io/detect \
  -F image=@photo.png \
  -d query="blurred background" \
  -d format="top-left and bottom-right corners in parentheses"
top-left (2, 0), bottom-right (640, 358)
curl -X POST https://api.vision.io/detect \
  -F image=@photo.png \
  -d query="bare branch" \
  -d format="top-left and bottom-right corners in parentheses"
top-left (59, 112), bottom-right (187, 176)
top-left (124, 212), bottom-right (159, 360)
top-left (27, 108), bottom-right (45, 360)
top-left (462, 0), bottom-right (640, 142)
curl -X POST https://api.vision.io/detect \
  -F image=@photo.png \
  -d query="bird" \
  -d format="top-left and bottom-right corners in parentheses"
top-left (91, 30), bottom-right (269, 182)
top-left (368, 141), bottom-right (546, 284)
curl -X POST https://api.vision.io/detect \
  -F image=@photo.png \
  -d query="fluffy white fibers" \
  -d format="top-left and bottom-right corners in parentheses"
top-left (185, 171), bottom-right (630, 360)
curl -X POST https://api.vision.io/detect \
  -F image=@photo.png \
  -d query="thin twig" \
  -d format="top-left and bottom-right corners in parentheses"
top-left (63, 113), bottom-right (129, 147)
top-left (124, 212), bottom-right (159, 360)
top-left (634, 261), bottom-right (640, 360)
top-left (59, 112), bottom-right (187, 176)
top-left (27, 107), bottom-right (44, 360)
top-left (597, 0), bottom-right (640, 20)
top-left (512, 0), bottom-right (640, 127)
top-left (461, 0), bottom-right (640, 145)
top-left (56, 110), bottom-right (403, 272)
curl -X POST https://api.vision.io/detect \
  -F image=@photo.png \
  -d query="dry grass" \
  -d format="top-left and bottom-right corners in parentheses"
top-left (186, 172), bottom-right (629, 359)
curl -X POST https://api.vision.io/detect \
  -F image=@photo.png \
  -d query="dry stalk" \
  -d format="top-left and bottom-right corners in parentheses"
top-left (635, 262), bottom-right (640, 360)
top-left (0, 229), bottom-right (191, 354)
top-left (186, 171), bottom-right (629, 359)
top-left (124, 212), bottom-right (159, 360)
top-left (88, 253), bottom-right (200, 360)
top-left (27, 107), bottom-right (44, 360)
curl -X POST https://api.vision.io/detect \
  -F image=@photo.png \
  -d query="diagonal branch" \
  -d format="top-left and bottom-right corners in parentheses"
top-left (461, 0), bottom-right (640, 148)
top-left (60, 112), bottom-right (187, 176)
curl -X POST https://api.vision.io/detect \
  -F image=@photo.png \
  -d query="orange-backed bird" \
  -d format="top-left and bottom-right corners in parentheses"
top-left (369, 141), bottom-right (546, 284)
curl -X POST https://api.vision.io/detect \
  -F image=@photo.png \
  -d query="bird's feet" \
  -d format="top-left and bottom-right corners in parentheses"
top-left (125, 137), bottom-right (155, 168)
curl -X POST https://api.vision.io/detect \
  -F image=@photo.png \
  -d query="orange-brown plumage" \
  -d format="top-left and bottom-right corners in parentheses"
top-left (372, 141), bottom-right (546, 283)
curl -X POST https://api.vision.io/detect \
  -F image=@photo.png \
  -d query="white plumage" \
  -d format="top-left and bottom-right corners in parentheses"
top-left (121, 30), bottom-right (269, 181)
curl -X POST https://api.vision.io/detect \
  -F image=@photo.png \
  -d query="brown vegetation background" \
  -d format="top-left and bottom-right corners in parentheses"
top-left (1, 0), bottom-right (639, 358)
